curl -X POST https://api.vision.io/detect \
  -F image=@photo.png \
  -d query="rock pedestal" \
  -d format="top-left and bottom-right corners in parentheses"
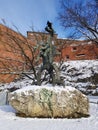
top-left (9, 85), bottom-right (89, 118)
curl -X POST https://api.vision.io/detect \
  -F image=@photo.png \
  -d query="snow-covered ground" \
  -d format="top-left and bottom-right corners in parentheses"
top-left (0, 96), bottom-right (98, 130)
top-left (0, 60), bottom-right (98, 130)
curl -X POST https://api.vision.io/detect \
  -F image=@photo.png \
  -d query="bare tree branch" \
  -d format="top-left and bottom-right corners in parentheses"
top-left (58, 0), bottom-right (98, 44)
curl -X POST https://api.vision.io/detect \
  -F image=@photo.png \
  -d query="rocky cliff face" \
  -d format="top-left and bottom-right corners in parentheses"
top-left (9, 85), bottom-right (89, 118)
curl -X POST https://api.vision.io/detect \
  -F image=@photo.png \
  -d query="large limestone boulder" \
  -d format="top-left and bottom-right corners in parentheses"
top-left (9, 85), bottom-right (89, 118)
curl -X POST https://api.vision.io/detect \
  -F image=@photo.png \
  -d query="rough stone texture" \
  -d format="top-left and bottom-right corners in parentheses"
top-left (9, 86), bottom-right (89, 118)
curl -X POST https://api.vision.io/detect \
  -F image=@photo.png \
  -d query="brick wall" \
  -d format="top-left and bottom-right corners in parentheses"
top-left (0, 24), bottom-right (98, 83)
top-left (0, 24), bottom-right (36, 83)
top-left (61, 41), bottom-right (98, 61)
top-left (27, 31), bottom-right (98, 61)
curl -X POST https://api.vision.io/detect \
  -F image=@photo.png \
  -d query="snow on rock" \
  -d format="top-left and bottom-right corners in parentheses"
top-left (9, 85), bottom-right (89, 118)
top-left (0, 96), bottom-right (98, 130)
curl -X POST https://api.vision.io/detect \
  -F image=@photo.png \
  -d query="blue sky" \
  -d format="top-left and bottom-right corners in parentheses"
top-left (0, 0), bottom-right (66, 38)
